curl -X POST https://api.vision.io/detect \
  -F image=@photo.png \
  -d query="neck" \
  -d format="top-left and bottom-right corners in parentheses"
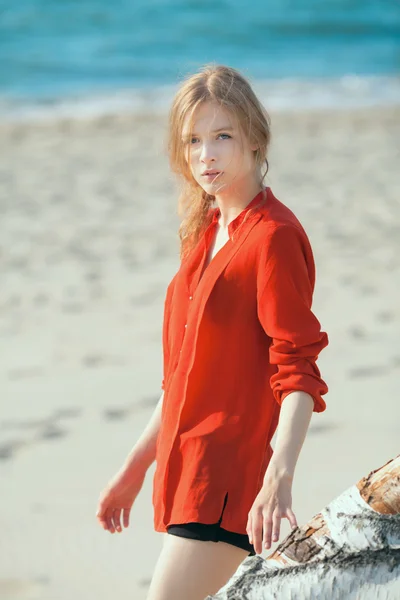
top-left (214, 180), bottom-right (264, 230)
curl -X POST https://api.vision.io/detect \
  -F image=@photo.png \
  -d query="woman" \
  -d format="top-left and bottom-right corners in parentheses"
top-left (96, 64), bottom-right (329, 600)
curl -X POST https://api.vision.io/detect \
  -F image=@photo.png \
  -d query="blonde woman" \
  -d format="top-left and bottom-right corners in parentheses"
top-left (96, 64), bottom-right (329, 600)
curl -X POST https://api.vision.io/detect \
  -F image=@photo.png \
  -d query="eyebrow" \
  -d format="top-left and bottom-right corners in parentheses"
top-left (182, 127), bottom-right (234, 140)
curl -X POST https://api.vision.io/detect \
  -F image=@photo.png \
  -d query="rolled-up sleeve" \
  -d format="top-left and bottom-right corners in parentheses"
top-left (257, 224), bottom-right (329, 412)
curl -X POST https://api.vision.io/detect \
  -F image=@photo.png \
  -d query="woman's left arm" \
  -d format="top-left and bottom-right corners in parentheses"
top-left (247, 390), bottom-right (313, 554)
top-left (247, 224), bottom-right (329, 554)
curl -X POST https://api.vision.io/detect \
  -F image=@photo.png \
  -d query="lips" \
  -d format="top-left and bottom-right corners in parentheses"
top-left (202, 170), bottom-right (221, 177)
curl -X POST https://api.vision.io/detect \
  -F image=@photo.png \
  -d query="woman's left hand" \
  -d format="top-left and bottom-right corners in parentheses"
top-left (246, 470), bottom-right (298, 555)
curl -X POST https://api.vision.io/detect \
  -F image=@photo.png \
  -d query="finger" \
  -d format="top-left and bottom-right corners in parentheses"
top-left (97, 514), bottom-right (108, 530)
top-left (252, 512), bottom-right (264, 555)
top-left (271, 511), bottom-right (281, 543)
top-left (246, 513), bottom-right (253, 544)
top-left (96, 495), bottom-right (110, 522)
top-left (262, 514), bottom-right (273, 550)
top-left (96, 502), bottom-right (109, 530)
top-left (113, 508), bottom-right (122, 532)
top-left (286, 508), bottom-right (298, 530)
top-left (105, 508), bottom-right (115, 533)
top-left (123, 507), bottom-right (131, 529)
top-left (96, 500), bottom-right (105, 520)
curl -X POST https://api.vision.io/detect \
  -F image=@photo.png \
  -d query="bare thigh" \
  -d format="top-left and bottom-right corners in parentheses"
top-left (146, 533), bottom-right (249, 600)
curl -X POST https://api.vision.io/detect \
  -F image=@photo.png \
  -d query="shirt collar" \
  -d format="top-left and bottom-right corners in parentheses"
top-left (211, 188), bottom-right (267, 235)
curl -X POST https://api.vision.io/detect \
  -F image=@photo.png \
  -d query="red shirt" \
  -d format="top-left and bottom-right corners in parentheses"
top-left (153, 187), bottom-right (328, 535)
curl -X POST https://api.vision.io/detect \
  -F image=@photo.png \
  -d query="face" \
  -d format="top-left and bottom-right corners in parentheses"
top-left (181, 101), bottom-right (259, 197)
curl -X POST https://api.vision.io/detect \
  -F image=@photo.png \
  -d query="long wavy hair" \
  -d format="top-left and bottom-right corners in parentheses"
top-left (167, 64), bottom-right (272, 260)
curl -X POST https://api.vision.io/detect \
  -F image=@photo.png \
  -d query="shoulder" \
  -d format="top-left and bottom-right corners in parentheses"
top-left (259, 187), bottom-right (307, 232)
top-left (256, 188), bottom-right (311, 253)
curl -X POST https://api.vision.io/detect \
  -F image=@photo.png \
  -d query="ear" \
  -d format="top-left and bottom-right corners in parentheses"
top-left (250, 143), bottom-right (259, 152)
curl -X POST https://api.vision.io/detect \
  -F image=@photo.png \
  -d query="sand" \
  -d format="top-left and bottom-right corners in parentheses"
top-left (0, 105), bottom-right (399, 600)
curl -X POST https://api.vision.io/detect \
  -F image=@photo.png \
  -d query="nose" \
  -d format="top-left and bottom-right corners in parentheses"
top-left (200, 140), bottom-right (216, 164)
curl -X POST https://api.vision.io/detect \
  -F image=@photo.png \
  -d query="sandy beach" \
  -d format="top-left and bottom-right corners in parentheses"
top-left (0, 105), bottom-right (399, 600)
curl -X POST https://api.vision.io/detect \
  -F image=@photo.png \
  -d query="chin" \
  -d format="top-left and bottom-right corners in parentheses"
top-left (196, 179), bottom-right (227, 195)
top-left (212, 182), bottom-right (229, 196)
top-left (200, 183), bottom-right (219, 193)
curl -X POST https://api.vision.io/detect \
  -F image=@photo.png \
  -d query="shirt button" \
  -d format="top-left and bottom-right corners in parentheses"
top-left (189, 295), bottom-right (193, 300)
top-left (184, 324), bottom-right (187, 328)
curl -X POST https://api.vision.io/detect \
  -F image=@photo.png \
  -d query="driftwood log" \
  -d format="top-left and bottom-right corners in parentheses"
top-left (207, 455), bottom-right (400, 600)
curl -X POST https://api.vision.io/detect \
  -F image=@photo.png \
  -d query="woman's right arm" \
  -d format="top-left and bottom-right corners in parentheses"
top-left (123, 271), bottom-right (177, 474)
top-left (122, 390), bottom-right (164, 474)
top-left (96, 391), bottom-right (164, 533)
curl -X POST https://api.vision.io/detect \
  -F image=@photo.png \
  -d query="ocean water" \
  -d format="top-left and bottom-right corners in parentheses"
top-left (1, 0), bottom-right (399, 117)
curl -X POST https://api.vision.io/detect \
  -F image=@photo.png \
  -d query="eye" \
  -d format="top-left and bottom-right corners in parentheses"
top-left (218, 133), bottom-right (232, 140)
top-left (190, 137), bottom-right (200, 144)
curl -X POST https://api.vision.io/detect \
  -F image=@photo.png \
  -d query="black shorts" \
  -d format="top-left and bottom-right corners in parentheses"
top-left (167, 522), bottom-right (256, 556)
top-left (166, 494), bottom-right (256, 556)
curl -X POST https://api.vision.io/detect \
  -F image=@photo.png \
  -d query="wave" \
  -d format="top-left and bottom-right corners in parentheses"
top-left (1, 74), bottom-right (399, 123)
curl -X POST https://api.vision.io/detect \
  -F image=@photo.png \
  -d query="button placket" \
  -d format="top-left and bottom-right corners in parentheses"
top-left (180, 294), bottom-right (192, 355)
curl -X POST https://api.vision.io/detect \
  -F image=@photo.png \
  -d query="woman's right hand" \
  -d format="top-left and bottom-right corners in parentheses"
top-left (96, 465), bottom-right (146, 534)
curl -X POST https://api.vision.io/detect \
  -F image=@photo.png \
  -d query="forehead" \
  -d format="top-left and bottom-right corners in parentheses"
top-left (182, 101), bottom-right (235, 135)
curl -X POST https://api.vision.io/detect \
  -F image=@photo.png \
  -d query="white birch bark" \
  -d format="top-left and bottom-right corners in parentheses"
top-left (207, 455), bottom-right (400, 600)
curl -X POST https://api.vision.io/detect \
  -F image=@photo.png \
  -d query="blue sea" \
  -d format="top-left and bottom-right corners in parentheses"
top-left (1, 0), bottom-right (399, 119)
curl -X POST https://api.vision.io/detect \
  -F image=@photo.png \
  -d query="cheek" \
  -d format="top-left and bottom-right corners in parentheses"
top-left (226, 143), bottom-right (241, 166)
top-left (189, 152), bottom-right (202, 173)
top-left (184, 150), bottom-right (194, 171)
top-left (185, 145), bottom-right (193, 160)
top-left (185, 155), bottom-right (197, 177)
top-left (238, 148), bottom-right (255, 171)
